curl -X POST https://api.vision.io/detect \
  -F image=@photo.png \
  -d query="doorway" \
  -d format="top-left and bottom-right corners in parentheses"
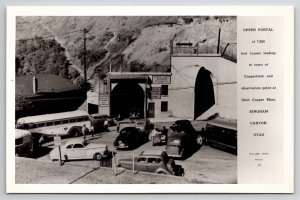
top-left (148, 102), bottom-right (155, 118)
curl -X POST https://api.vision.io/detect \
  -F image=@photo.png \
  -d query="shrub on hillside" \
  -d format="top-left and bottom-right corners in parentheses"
top-left (16, 37), bottom-right (72, 79)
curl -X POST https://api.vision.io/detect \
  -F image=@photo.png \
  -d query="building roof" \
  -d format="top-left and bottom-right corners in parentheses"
top-left (17, 110), bottom-right (89, 124)
top-left (16, 74), bottom-right (79, 98)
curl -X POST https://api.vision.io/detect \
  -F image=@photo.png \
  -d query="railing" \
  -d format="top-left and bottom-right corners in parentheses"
top-left (171, 42), bottom-right (237, 63)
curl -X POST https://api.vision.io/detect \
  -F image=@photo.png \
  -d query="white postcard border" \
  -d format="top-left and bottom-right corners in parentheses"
top-left (6, 6), bottom-right (294, 193)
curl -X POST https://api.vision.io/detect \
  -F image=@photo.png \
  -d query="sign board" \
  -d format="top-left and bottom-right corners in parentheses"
top-left (99, 94), bottom-right (109, 107)
top-left (152, 75), bottom-right (171, 84)
top-left (151, 87), bottom-right (161, 99)
top-left (54, 136), bottom-right (62, 146)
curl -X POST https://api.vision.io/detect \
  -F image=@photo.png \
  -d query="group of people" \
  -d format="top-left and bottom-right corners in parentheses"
top-left (148, 125), bottom-right (169, 141)
top-left (82, 120), bottom-right (109, 141)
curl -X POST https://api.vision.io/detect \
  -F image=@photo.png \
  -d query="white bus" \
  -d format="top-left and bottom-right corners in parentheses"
top-left (16, 111), bottom-right (93, 144)
top-left (15, 129), bottom-right (33, 157)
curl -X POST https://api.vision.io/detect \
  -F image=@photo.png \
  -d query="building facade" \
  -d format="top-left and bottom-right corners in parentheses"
top-left (87, 72), bottom-right (172, 119)
top-left (87, 42), bottom-right (237, 120)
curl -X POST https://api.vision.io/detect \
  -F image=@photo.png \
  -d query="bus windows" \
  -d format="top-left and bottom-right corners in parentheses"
top-left (36, 123), bottom-right (45, 128)
top-left (70, 119), bottom-right (76, 123)
top-left (46, 122), bottom-right (53, 126)
top-left (62, 120), bottom-right (69, 124)
top-left (77, 118), bottom-right (84, 122)
top-left (54, 121), bottom-right (62, 125)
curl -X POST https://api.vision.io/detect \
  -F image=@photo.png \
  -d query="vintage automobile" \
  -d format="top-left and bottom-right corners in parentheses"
top-left (150, 129), bottom-right (168, 146)
top-left (89, 114), bottom-right (117, 132)
top-left (117, 118), bottom-right (151, 134)
top-left (203, 118), bottom-right (237, 154)
top-left (166, 120), bottom-right (203, 158)
top-left (117, 150), bottom-right (184, 176)
top-left (49, 138), bottom-right (108, 161)
top-left (113, 127), bottom-right (148, 150)
top-left (15, 129), bottom-right (33, 157)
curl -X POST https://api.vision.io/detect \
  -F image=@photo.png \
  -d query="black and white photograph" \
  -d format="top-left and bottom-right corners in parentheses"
top-left (14, 15), bottom-right (238, 185)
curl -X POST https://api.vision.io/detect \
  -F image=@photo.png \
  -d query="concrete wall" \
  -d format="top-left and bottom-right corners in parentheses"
top-left (170, 56), bottom-right (236, 120)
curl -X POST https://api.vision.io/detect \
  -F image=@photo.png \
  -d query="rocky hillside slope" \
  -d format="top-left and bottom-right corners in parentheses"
top-left (16, 16), bottom-right (236, 90)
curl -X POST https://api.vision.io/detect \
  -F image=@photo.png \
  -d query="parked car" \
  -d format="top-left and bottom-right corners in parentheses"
top-left (89, 114), bottom-right (116, 132)
top-left (150, 128), bottom-right (168, 146)
top-left (50, 138), bottom-right (108, 161)
top-left (203, 118), bottom-right (237, 154)
top-left (113, 127), bottom-right (148, 150)
top-left (117, 150), bottom-right (184, 176)
top-left (117, 118), bottom-right (151, 134)
top-left (166, 120), bottom-right (203, 158)
top-left (15, 129), bottom-right (33, 157)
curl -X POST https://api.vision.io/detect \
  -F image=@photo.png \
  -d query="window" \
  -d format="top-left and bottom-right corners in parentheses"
top-left (37, 123), bottom-right (45, 127)
top-left (54, 121), bottom-right (62, 125)
top-left (70, 119), bottom-right (76, 123)
top-left (77, 118), bottom-right (84, 122)
top-left (46, 122), bottom-right (53, 126)
top-left (161, 101), bottom-right (168, 112)
top-left (148, 158), bottom-right (157, 163)
top-left (137, 157), bottom-right (146, 163)
top-left (66, 144), bottom-right (73, 149)
top-left (62, 120), bottom-right (69, 124)
top-left (104, 80), bottom-right (108, 93)
top-left (83, 116), bottom-right (89, 121)
top-left (161, 85), bottom-right (168, 96)
top-left (30, 124), bottom-right (37, 128)
top-left (73, 143), bottom-right (84, 148)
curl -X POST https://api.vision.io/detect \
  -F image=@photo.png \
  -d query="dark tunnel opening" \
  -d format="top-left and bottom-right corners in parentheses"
top-left (110, 81), bottom-right (145, 118)
top-left (194, 67), bottom-right (215, 119)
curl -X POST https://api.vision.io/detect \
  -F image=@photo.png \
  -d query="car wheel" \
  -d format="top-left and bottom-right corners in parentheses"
top-left (71, 129), bottom-right (80, 137)
top-left (94, 153), bottom-right (102, 161)
top-left (196, 135), bottom-right (203, 145)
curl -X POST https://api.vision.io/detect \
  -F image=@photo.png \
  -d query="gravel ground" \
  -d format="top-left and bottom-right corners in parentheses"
top-left (15, 157), bottom-right (191, 184)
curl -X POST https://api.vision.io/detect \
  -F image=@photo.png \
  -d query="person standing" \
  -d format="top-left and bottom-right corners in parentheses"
top-left (82, 124), bottom-right (89, 141)
top-left (104, 120), bottom-right (109, 132)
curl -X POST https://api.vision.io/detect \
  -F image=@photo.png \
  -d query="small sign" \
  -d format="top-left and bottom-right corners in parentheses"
top-left (99, 94), bottom-right (109, 107)
top-left (152, 75), bottom-right (171, 84)
top-left (54, 136), bottom-right (62, 146)
top-left (151, 87), bottom-right (161, 99)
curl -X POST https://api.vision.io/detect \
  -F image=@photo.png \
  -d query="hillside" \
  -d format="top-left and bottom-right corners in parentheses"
top-left (16, 16), bottom-right (237, 90)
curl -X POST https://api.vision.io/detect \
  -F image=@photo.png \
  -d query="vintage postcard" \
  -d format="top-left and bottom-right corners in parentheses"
top-left (6, 6), bottom-right (294, 193)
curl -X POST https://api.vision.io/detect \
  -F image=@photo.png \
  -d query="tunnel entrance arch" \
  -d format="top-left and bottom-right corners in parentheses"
top-left (194, 67), bottom-right (215, 119)
top-left (110, 80), bottom-right (145, 118)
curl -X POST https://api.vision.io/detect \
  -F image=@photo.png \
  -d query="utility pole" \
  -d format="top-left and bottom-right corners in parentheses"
top-left (83, 28), bottom-right (88, 81)
top-left (217, 28), bottom-right (221, 54)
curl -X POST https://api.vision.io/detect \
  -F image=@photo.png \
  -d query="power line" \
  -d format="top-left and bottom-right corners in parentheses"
top-left (17, 29), bottom-right (84, 42)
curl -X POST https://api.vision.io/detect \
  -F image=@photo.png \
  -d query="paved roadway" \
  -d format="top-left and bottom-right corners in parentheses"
top-left (39, 126), bottom-right (237, 184)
